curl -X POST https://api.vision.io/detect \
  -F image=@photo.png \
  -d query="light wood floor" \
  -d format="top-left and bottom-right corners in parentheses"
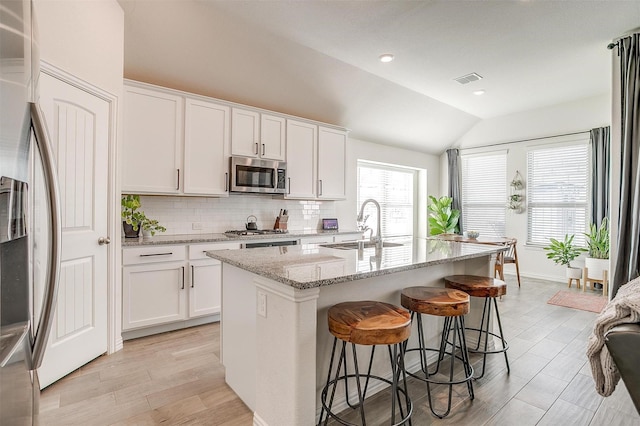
top-left (39, 275), bottom-right (638, 425)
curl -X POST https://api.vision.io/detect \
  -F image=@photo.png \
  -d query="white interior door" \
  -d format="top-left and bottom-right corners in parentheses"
top-left (36, 72), bottom-right (109, 388)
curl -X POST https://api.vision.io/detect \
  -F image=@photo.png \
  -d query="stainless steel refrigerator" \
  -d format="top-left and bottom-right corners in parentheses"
top-left (1, 0), bottom-right (61, 424)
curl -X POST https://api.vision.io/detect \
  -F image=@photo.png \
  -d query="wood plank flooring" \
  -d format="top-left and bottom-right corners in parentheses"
top-left (39, 276), bottom-right (638, 425)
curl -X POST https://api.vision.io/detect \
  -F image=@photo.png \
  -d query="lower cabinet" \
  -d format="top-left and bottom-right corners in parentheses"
top-left (122, 242), bottom-right (240, 334)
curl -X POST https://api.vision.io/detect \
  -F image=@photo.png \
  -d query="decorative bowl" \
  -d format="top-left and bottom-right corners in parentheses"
top-left (465, 230), bottom-right (480, 239)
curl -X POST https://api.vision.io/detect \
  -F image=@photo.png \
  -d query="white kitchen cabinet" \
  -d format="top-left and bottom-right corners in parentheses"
top-left (232, 108), bottom-right (285, 160)
top-left (317, 126), bottom-right (347, 200)
top-left (184, 98), bottom-right (230, 195)
top-left (285, 119), bottom-right (317, 199)
top-left (122, 245), bottom-right (188, 331)
top-left (122, 84), bottom-right (183, 194)
top-left (187, 242), bottom-right (241, 318)
top-left (123, 81), bottom-right (231, 197)
top-left (122, 242), bottom-right (242, 334)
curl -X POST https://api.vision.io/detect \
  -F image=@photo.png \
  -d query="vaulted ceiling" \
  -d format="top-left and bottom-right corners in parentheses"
top-left (119, 0), bottom-right (640, 154)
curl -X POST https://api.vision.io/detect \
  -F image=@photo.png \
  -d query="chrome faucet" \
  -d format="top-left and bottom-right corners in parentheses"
top-left (357, 198), bottom-right (382, 249)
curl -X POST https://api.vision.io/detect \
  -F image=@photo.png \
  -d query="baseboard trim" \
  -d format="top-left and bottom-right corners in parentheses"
top-left (121, 315), bottom-right (219, 340)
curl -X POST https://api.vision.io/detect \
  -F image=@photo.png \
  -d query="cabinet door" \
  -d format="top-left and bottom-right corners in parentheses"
top-left (285, 120), bottom-right (317, 199)
top-left (231, 108), bottom-right (260, 158)
top-left (260, 114), bottom-right (286, 160)
top-left (184, 98), bottom-right (230, 195)
top-left (189, 259), bottom-right (221, 318)
top-left (123, 84), bottom-right (183, 193)
top-left (122, 262), bottom-right (187, 330)
top-left (317, 127), bottom-right (347, 200)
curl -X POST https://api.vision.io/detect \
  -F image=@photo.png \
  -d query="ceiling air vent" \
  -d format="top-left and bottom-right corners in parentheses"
top-left (454, 72), bottom-right (483, 85)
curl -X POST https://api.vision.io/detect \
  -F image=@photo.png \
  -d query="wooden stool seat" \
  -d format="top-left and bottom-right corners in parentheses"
top-left (401, 287), bottom-right (469, 317)
top-left (443, 275), bottom-right (510, 379)
top-left (328, 301), bottom-right (411, 346)
top-left (444, 275), bottom-right (507, 298)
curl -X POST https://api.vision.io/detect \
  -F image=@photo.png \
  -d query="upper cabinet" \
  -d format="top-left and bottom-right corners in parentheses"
top-left (231, 108), bottom-right (285, 161)
top-left (184, 99), bottom-right (230, 195)
top-left (285, 120), bottom-right (317, 199)
top-left (285, 122), bottom-right (346, 200)
top-left (317, 127), bottom-right (347, 200)
top-left (123, 85), bottom-right (183, 194)
top-left (122, 80), bottom-right (346, 198)
top-left (122, 81), bottom-right (230, 196)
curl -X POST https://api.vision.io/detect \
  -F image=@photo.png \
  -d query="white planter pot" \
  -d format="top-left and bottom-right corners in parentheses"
top-left (566, 266), bottom-right (582, 280)
top-left (585, 257), bottom-right (609, 280)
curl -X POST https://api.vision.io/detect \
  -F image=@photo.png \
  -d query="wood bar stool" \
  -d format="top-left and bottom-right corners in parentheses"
top-left (319, 301), bottom-right (412, 426)
top-left (444, 275), bottom-right (509, 379)
top-left (400, 287), bottom-right (474, 419)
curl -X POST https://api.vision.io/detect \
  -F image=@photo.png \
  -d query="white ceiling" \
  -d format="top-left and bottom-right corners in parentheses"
top-left (119, 0), bottom-right (640, 154)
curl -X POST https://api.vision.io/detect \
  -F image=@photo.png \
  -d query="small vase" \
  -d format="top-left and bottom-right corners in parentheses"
top-left (123, 221), bottom-right (140, 239)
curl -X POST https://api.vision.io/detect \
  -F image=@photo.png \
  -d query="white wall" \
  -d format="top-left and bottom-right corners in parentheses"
top-left (454, 94), bottom-right (611, 282)
top-left (35, 0), bottom-right (124, 97)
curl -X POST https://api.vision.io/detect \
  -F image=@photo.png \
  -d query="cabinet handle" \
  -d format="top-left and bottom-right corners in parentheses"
top-left (176, 169), bottom-right (180, 191)
top-left (254, 142), bottom-right (259, 155)
top-left (140, 252), bottom-right (173, 257)
top-left (225, 172), bottom-right (229, 192)
top-left (288, 177), bottom-right (291, 195)
top-left (181, 266), bottom-right (185, 289)
top-left (262, 143), bottom-right (265, 156)
top-left (318, 179), bottom-right (323, 196)
top-left (191, 265), bottom-right (195, 288)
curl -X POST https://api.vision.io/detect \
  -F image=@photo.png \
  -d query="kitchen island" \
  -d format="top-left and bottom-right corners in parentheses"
top-left (206, 238), bottom-right (506, 426)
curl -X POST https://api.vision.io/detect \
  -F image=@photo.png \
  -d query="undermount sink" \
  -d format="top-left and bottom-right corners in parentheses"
top-left (321, 241), bottom-right (404, 250)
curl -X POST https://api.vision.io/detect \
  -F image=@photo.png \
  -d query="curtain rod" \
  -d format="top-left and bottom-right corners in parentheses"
top-left (457, 130), bottom-right (590, 151)
top-left (608, 32), bottom-right (640, 50)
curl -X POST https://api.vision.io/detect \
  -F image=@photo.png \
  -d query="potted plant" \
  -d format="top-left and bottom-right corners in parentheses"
top-left (543, 234), bottom-right (586, 280)
top-left (584, 217), bottom-right (609, 283)
top-left (121, 194), bottom-right (166, 238)
top-left (428, 195), bottom-right (460, 235)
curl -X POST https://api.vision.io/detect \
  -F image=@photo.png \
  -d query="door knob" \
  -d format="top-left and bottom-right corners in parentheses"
top-left (98, 237), bottom-right (111, 245)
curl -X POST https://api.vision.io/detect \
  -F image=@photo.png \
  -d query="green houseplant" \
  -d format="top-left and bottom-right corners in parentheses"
top-left (584, 218), bottom-right (609, 285)
top-left (121, 195), bottom-right (166, 238)
top-left (428, 195), bottom-right (460, 235)
top-left (543, 234), bottom-right (586, 267)
top-left (543, 234), bottom-right (586, 281)
top-left (584, 217), bottom-right (609, 260)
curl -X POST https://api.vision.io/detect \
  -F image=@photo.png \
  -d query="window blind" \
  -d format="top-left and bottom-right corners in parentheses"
top-left (527, 143), bottom-right (589, 246)
top-left (357, 161), bottom-right (415, 238)
top-left (461, 152), bottom-right (507, 237)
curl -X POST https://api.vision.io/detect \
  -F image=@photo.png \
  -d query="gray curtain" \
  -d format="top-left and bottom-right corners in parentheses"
top-left (612, 33), bottom-right (640, 298)
top-left (590, 126), bottom-right (610, 227)
top-left (446, 148), bottom-right (463, 233)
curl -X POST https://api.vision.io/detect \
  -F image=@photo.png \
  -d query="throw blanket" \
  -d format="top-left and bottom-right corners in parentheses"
top-left (587, 276), bottom-right (640, 396)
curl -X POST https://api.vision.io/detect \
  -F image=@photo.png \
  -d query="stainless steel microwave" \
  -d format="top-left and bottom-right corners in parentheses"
top-left (229, 156), bottom-right (287, 194)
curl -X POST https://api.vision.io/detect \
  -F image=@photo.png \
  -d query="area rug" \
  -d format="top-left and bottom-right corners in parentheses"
top-left (547, 290), bottom-right (608, 313)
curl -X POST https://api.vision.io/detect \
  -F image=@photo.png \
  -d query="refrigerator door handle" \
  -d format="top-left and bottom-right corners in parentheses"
top-left (29, 102), bottom-right (62, 370)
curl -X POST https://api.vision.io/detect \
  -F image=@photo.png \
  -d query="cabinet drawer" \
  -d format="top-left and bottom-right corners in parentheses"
top-left (123, 245), bottom-right (186, 265)
top-left (189, 242), bottom-right (242, 260)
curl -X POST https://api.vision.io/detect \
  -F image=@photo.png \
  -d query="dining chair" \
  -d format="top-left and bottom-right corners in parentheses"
top-left (494, 238), bottom-right (521, 287)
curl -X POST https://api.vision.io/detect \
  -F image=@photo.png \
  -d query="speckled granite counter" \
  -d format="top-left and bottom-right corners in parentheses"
top-left (206, 238), bottom-right (505, 289)
top-left (121, 229), bottom-right (362, 247)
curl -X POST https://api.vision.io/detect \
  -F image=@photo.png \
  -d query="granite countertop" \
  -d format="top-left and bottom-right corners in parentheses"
top-left (121, 229), bottom-right (363, 247)
top-left (206, 238), bottom-right (506, 290)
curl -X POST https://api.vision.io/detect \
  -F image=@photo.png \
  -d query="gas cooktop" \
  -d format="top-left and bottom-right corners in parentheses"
top-left (224, 229), bottom-right (289, 236)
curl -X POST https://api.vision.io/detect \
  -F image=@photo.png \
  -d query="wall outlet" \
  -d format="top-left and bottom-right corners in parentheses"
top-left (257, 291), bottom-right (267, 318)
top-left (192, 222), bottom-right (203, 230)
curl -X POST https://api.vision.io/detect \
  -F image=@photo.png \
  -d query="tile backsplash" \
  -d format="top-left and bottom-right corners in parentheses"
top-left (136, 195), bottom-right (339, 235)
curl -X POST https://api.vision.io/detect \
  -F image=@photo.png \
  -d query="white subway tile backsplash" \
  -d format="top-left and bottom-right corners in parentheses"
top-left (137, 195), bottom-right (337, 235)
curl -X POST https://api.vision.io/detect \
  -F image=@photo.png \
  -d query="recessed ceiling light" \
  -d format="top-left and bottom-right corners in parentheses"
top-left (379, 54), bottom-right (394, 63)
top-left (473, 89), bottom-right (486, 96)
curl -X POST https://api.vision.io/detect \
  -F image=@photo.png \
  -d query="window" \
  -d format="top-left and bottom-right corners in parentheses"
top-left (357, 161), bottom-right (416, 238)
top-left (527, 143), bottom-right (589, 246)
top-left (461, 152), bottom-right (507, 237)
